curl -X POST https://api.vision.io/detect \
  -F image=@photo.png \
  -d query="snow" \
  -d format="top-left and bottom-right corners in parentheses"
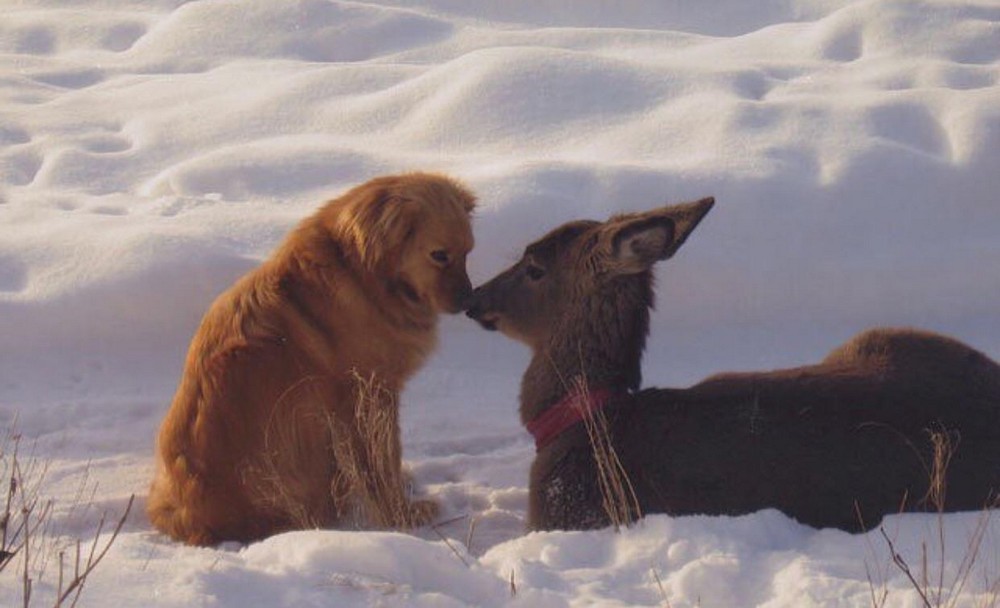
top-left (1, 0), bottom-right (998, 606)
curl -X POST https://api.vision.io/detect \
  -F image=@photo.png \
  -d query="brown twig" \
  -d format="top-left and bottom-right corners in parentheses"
top-left (570, 377), bottom-right (642, 531)
top-left (856, 500), bottom-right (890, 608)
top-left (880, 526), bottom-right (933, 608)
top-left (428, 520), bottom-right (470, 568)
top-left (55, 494), bottom-right (135, 608)
top-left (465, 517), bottom-right (478, 556)
top-left (651, 568), bottom-right (671, 608)
top-left (874, 428), bottom-right (999, 608)
top-left (22, 507), bottom-right (31, 608)
top-left (945, 504), bottom-right (994, 608)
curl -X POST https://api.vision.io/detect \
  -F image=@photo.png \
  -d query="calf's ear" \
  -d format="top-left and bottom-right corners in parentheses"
top-left (606, 196), bottom-right (714, 274)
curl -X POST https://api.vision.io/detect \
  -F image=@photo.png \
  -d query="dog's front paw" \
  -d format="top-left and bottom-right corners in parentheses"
top-left (405, 498), bottom-right (439, 527)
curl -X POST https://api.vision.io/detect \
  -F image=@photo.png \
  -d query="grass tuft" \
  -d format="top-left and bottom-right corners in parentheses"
top-left (866, 428), bottom-right (998, 608)
top-left (1, 425), bottom-right (131, 607)
top-left (569, 376), bottom-right (642, 531)
top-left (329, 370), bottom-right (434, 530)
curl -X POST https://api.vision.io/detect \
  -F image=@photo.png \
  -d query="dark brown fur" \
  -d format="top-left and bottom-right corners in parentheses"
top-left (467, 197), bottom-right (1000, 531)
top-left (149, 173), bottom-right (475, 545)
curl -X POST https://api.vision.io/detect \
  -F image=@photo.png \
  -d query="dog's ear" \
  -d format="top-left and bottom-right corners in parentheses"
top-left (451, 182), bottom-right (477, 214)
top-left (329, 180), bottom-right (418, 272)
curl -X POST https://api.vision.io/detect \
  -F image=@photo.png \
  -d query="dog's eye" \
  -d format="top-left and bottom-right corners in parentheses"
top-left (525, 264), bottom-right (545, 281)
top-left (430, 250), bottom-right (449, 264)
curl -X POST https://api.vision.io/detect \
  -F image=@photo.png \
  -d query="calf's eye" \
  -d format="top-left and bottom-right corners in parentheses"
top-left (430, 250), bottom-right (449, 264)
top-left (526, 264), bottom-right (545, 281)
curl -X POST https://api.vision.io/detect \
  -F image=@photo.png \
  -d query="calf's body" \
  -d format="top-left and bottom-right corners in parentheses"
top-left (534, 328), bottom-right (1000, 531)
top-left (468, 197), bottom-right (1000, 531)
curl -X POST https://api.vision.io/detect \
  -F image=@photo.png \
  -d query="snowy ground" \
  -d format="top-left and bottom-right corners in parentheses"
top-left (1, 0), bottom-right (999, 606)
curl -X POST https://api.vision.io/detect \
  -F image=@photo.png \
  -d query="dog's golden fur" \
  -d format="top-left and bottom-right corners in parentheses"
top-left (147, 173), bottom-right (476, 546)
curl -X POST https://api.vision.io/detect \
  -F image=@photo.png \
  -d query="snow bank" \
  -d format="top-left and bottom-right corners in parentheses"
top-left (0, 0), bottom-right (997, 606)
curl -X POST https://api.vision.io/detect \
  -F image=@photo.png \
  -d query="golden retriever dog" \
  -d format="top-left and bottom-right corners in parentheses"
top-left (148, 173), bottom-right (476, 546)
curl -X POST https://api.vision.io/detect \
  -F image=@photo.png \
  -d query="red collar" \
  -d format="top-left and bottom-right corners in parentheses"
top-left (525, 386), bottom-right (616, 451)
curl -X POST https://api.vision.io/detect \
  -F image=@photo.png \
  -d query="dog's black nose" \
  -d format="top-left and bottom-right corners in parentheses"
top-left (455, 281), bottom-right (473, 313)
top-left (465, 288), bottom-right (483, 319)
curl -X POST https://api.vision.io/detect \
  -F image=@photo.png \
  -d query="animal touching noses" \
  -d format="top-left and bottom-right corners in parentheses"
top-left (464, 288), bottom-right (500, 331)
top-left (464, 288), bottom-right (484, 318)
top-left (456, 280), bottom-right (473, 311)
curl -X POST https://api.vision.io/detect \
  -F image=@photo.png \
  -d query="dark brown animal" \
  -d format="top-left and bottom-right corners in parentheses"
top-left (149, 173), bottom-right (476, 545)
top-left (466, 197), bottom-right (1000, 531)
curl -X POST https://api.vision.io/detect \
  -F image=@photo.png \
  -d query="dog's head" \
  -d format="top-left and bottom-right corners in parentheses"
top-left (330, 173), bottom-right (476, 315)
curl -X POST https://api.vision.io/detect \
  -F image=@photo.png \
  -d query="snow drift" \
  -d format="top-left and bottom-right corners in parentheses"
top-left (1, 0), bottom-right (998, 606)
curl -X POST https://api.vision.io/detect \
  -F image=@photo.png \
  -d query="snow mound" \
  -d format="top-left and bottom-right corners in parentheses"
top-left (0, 0), bottom-right (998, 606)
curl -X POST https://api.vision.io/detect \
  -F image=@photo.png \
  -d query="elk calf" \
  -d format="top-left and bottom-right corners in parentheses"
top-left (467, 197), bottom-right (1000, 532)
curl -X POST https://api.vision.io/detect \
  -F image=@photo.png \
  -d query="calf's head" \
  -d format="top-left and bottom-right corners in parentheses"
top-left (467, 197), bottom-right (714, 350)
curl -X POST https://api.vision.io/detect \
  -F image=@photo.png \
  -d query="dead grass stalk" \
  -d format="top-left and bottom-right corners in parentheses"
top-left (1, 426), bottom-right (132, 607)
top-left (569, 376), bottom-right (642, 531)
top-left (330, 370), bottom-right (425, 529)
top-left (869, 428), bottom-right (998, 608)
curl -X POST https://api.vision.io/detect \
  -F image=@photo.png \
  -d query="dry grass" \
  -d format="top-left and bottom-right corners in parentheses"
top-left (53, 494), bottom-right (134, 608)
top-left (249, 457), bottom-right (322, 532)
top-left (329, 370), bottom-right (431, 530)
top-left (1, 431), bottom-right (54, 607)
top-left (651, 567), bottom-right (672, 608)
top-left (865, 428), bottom-right (999, 608)
top-left (248, 370), bottom-right (434, 532)
top-left (428, 514), bottom-right (472, 568)
top-left (241, 376), bottom-right (322, 531)
top-left (858, 492), bottom-right (909, 608)
top-left (465, 516), bottom-right (478, 555)
top-left (569, 376), bottom-right (642, 531)
top-left (1, 426), bottom-right (132, 607)
top-left (248, 373), bottom-right (338, 531)
top-left (545, 353), bottom-right (642, 531)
